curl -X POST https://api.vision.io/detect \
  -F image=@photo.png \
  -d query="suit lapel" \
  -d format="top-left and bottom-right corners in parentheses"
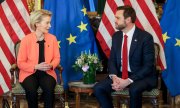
top-left (118, 32), bottom-right (123, 58)
top-left (44, 34), bottom-right (53, 62)
top-left (32, 33), bottom-right (39, 63)
top-left (129, 27), bottom-right (138, 58)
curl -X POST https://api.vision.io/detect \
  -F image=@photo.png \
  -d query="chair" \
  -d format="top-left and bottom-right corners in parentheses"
top-left (2, 41), bottom-right (66, 108)
top-left (111, 43), bottom-right (162, 108)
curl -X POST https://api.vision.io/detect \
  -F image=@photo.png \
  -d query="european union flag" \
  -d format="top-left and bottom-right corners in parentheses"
top-left (44, 0), bottom-right (99, 89)
top-left (160, 0), bottom-right (180, 96)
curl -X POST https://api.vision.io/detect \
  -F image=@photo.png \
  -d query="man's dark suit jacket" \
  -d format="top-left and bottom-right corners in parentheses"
top-left (108, 27), bottom-right (157, 88)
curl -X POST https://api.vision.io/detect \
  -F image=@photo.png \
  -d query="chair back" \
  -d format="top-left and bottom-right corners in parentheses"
top-left (14, 41), bottom-right (21, 60)
top-left (154, 43), bottom-right (161, 71)
top-left (154, 43), bottom-right (162, 91)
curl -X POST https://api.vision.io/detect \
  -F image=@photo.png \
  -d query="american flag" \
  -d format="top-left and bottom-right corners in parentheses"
top-left (96, 0), bottom-right (166, 70)
top-left (0, 0), bottom-right (31, 95)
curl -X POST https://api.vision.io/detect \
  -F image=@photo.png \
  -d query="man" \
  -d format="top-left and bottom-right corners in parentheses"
top-left (93, 5), bottom-right (157, 108)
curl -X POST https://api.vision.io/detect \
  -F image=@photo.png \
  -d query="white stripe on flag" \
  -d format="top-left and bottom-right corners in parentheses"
top-left (99, 22), bottom-right (112, 48)
top-left (144, 0), bottom-right (159, 22)
top-left (14, 0), bottom-right (31, 33)
top-left (1, 1), bottom-right (25, 40)
top-left (114, 0), bottom-right (124, 6)
top-left (130, 0), bottom-right (158, 41)
top-left (0, 48), bottom-right (11, 78)
top-left (0, 19), bottom-right (15, 57)
top-left (104, 3), bottom-right (116, 31)
top-left (0, 73), bottom-right (9, 94)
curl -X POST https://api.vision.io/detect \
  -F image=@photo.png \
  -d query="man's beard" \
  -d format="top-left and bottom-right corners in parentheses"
top-left (115, 22), bottom-right (127, 30)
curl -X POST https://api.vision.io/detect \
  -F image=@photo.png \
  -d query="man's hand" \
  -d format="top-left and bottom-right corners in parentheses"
top-left (112, 76), bottom-right (120, 84)
top-left (112, 78), bottom-right (132, 91)
top-left (111, 76), bottom-right (122, 90)
top-left (117, 79), bottom-right (131, 90)
top-left (34, 62), bottom-right (53, 71)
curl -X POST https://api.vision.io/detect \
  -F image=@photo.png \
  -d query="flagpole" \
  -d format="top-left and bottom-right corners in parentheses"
top-left (89, 0), bottom-right (95, 12)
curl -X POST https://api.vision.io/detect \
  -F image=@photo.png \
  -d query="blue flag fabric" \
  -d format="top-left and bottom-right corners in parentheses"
top-left (44, 0), bottom-right (99, 89)
top-left (160, 0), bottom-right (180, 96)
top-left (84, 0), bottom-right (97, 12)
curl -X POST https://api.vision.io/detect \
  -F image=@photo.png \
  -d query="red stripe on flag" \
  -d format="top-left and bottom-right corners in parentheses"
top-left (137, 0), bottom-right (164, 47)
top-left (102, 14), bottom-right (115, 36)
top-left (135, 18), bottom-right (144, 30)
top-left (96, 31), bottom-right (111, 57)
top-left (0, 87), bottom-right (3, 96)
top-left (0, 6), bottom-right (19, 44)
top-left (0, 61), bottom-right (11, 90)
top-left (157, 55), bottom-right (165, 70)
top-left (21, 0), bottom-right (30, 13)
top-left (6, 0), bottom-right (31, 34)
top-left (0, 34), bottom-right (15, 64)
top-left (107, 0), bottom-right (117, 14)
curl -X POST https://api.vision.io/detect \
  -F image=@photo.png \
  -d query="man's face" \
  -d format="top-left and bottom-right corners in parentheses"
top-left (115, 10), bottom-right (127, 30)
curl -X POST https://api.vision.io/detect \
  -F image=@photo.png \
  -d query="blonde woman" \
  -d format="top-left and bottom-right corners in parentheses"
top-left (17, 9), bottom-right (60, 108)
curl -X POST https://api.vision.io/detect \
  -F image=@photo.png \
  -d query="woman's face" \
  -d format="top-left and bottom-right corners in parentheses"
top-left (36, 16), bottom-right (51, 33)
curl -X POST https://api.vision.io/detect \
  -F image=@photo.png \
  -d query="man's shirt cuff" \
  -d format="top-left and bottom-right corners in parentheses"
top-left (109, 74), bottom-right (117, 79)
top-left (128, 78), bottom-right (133, 83)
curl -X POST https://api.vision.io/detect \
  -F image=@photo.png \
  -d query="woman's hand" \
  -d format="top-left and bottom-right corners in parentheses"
top-left (34, 62), bottom-right (53, 71)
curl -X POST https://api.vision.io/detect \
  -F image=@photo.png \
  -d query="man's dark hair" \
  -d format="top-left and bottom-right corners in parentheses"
top-left (117, 5), bottom-right (136, 23)
top-left (0, 0), bottom-right (5, 4)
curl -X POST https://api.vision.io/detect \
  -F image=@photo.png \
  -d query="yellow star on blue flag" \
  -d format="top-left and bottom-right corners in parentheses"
top-left (81, 6), bottom-right (87, 16)
top-left (58, 41), bottom-right (61, 48)
top-left (175, 38), bottom-right (180, 47)
top-left (77, 21), bottom-right (88, 32)
top-left (162, 32), bottom-right (170, 43)
top-left (66, 34), bottom-right (76, 45)
top-left (44, 0), bottom-right (99, 89)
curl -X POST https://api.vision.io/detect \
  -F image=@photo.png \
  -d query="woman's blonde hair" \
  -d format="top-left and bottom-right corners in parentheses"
top-left (30, 9), bottom-right (52, 31)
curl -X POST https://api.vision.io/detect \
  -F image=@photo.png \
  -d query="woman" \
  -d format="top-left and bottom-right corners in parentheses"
top-left (17, 9), bottom-right (60, 108)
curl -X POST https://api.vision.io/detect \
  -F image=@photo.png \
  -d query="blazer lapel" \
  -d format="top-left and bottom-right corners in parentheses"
top-left (32, 33), bottom-right (39, 63)
top-left (117, 32), bottom-right (123, 59)
top-left (44, 34), bottom-right (53, 62)
top-left (129, 27), bottom-right (138, 58)
top-left (118, 32), bottom-right (123, 58)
